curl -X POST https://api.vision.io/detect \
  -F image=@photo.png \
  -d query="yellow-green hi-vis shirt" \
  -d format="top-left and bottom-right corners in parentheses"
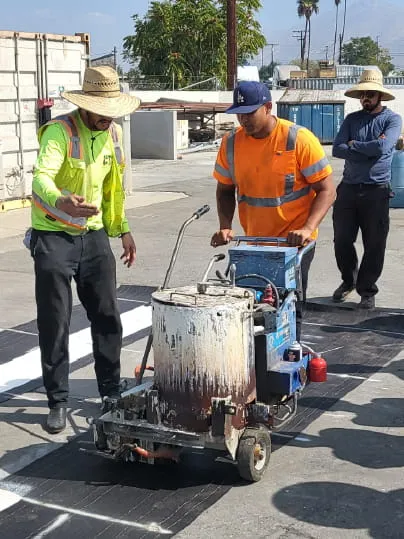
top-left (31, 110), bottom-right (129, 236)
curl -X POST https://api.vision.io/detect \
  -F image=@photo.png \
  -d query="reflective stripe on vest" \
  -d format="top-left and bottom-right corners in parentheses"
top-left (44, 114), bottom-right (123, 163)
top-left (109, 122), bottom-right (123, 164)
top-left (32, 191), bottom-right (87, 230)
top-left (223, 124), bottom-right (312, 208)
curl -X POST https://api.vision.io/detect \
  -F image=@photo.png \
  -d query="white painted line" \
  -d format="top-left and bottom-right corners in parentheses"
top-left (0, 487), bottom-right (21, 511)
top-left (24, 497), bottom-right (172, 534)
top-left (117, 297), bottom-right (149, 304)
top-left (318, 346), bottom-right (344, 355)
top-left (272, 433), bottom-right (311, 442)
top-left (0, 305), bottom-right (152, 395)
top-left (0, 327), bottom-right (38, 336)
top-left (32, 514), bottom-right (70, 538)
top-left (327, 372), bottom-right (381, 382)
top-left (305, 321), bottom-right (404, 338)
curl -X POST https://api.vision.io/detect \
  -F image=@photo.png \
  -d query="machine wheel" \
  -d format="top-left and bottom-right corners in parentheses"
top-left (236, 427), bottom-right (271, 482)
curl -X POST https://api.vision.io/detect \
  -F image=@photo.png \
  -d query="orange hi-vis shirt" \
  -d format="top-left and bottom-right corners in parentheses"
top-left (213, 118), bottom-right (332, 239)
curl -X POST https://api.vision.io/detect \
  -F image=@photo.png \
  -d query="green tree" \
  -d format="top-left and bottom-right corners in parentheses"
top-left (342, 36), bottom-right (395, 76)
top-left (259, 62), bottom-right (278, 80)
top-left (123, 0), bottom-right (265, 88)
top-left (297, 0), bottom-right (319, 71)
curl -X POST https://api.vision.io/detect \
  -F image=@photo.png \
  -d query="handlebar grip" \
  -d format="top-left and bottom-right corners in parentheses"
top-left (193, 205), bottom-right (210, 219)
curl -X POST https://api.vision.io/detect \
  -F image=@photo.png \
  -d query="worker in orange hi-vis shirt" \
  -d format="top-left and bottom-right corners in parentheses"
top-left (211, 81), bottom-right (336, 340)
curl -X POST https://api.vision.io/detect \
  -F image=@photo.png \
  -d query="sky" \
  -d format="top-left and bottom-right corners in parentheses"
top-left (2, 0), bottom-right (404, 69)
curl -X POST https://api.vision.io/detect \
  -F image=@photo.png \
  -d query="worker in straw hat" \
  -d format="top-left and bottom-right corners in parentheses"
top-left (332, 69), bottom-right (402, 309)
top-left (29, 65), bottom-right (141, 433)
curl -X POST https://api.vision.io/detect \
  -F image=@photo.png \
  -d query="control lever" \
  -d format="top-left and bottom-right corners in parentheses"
top-left (197, 253), bottom-right (226, 294)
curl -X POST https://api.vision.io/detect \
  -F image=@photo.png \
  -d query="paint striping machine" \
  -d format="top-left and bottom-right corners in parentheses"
top-left (90, 206), bottom-right (327, 482)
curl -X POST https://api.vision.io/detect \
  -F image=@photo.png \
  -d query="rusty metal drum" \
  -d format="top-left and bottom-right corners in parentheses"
top-left (151, 285), bottom-right (255, 432)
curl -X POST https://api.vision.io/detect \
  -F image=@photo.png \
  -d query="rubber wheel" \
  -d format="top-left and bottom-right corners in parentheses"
top-left (236, 427), bottom-right (271, 482)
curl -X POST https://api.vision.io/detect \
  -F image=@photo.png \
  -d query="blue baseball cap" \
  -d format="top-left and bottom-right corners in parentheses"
top-left (226, 81), bottom-right (272, 114)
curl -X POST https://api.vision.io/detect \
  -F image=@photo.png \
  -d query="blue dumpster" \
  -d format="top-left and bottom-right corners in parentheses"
top-left (277, 90), bottom-right (345, 143)
top-left (390, 149), bottom-right (404, 208)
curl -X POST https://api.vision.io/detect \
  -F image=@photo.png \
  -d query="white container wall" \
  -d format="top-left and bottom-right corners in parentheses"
top-left (0, 31), bottom-right (89, 202)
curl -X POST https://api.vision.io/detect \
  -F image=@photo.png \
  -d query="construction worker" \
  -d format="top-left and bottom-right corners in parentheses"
top-left (332, 70), bottom-right (402, 309)
top-left (30, 66), bottom-right (140, 433)
top-left (211, 81), bottom-right (336, 340)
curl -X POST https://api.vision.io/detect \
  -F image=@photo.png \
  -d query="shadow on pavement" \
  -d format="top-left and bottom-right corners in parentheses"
top-left (272, 481), bottom-right (404, 538)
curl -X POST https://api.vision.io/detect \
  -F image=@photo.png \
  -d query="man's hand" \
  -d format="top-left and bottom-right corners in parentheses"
top-left (211, 229), bottom-right (234, 247)
top-left (56, 194), bottom-right (99, 218)
top-left (120, 232), bottom-right (136, 268)
top-left (287, 229), bottom-right (313, 247)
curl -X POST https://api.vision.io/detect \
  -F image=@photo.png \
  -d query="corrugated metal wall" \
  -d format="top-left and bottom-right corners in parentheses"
top-left (289, 76), bottom-right (404, 90)
top-left (0, 31), bottom-right (89, 202)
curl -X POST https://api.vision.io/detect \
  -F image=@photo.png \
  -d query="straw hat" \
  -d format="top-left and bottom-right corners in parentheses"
top-left (61, 65), bottom-right (141, 118)
top-left (344, 69), bottom-right (395, 101)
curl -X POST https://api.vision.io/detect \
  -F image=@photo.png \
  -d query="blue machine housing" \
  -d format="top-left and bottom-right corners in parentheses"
top-left (229, 242), bottom-right (308, 402)
top-left (229, 244), bottom-right (298, 289)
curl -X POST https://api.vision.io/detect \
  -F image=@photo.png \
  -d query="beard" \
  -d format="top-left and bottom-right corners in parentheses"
top-left (362, 98), bottom-right (382, 112)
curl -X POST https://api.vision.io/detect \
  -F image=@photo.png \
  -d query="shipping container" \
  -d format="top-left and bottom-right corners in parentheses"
top-left (0, 31), bottom-right (89, 204)
top-left (277, 90), bottom-right (345, 144)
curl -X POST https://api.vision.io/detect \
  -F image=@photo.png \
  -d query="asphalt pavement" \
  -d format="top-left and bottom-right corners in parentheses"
top-left (0, 149), bottom-right (403, 538)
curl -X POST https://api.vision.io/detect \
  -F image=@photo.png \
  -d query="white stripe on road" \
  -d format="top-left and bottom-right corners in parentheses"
top-left (32, 514), bottom-right (70, 538)
top-left (0, 305), bottom-right (152, 395)
top-left (0, 488), bottom-right (171, 534)
top-left (0, 328), bottom-right (38, 336)
top-left (327, 372), bottom-right (381, 382)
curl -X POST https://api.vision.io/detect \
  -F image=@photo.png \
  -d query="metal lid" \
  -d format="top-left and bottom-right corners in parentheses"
top-left (152, 285), bottom-right (254, 307)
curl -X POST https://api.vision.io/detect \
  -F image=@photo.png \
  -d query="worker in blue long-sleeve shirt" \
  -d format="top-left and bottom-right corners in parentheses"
top-left (332, 70), bottom-right (402, 309)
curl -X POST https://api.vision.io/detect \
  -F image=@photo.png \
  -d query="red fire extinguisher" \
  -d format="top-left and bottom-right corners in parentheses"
top-left (308, 354), bottom-right (327, 382)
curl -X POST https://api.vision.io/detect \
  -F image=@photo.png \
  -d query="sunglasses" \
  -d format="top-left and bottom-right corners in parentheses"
top-left (360, 91), bottom-right (378, 99)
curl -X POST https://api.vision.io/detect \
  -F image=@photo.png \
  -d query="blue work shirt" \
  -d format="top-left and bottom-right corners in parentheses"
top-left (332, 107), bottom-right (402, 184)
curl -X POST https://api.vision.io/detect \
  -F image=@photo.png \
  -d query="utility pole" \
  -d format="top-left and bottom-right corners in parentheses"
top-left (376, 34), bottom-right (380, 63)
top-left (227, 0), bottom-right (237, 90)
top-left (113, 46), bottom-right (117, 69)
top-left (293, 30), bottom-right (305, 68)
top-left (267, 43), bottom-right (279, 66)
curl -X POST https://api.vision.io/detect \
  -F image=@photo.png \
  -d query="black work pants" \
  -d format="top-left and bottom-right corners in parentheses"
top-left (31, 228), bottom-right (122, 409)
top-left (333, 182), bottom-right (390, 298)
top-left (296, 247), bottom-right (315, 342)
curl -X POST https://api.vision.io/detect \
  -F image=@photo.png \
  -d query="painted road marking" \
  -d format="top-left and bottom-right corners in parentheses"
top-left (0, 305), bottom-right (152, 395)
top-left (0, 328), bottom-right (38, 336)
top-left (32, 514), bottom-right (70, 538)
top-left (0, 488), bottom-right (172, 534)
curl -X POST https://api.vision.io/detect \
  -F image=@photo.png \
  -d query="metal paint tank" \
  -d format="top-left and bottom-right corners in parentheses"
top-left (151, 285), bottom-right (255, 431)
top-left (390, 149), bottom-right (404, 208)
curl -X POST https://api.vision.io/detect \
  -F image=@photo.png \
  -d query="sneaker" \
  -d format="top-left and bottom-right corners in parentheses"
top-left (332, 282), bottom-right (355, 302)
top-left (358, 296), bottom-right (375, 310)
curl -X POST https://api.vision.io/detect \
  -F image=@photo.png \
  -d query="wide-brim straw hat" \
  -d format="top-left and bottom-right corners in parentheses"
top-left (345, 69), bottom-right (395, 101)
top-left (61, 65), bottom-right (141, 118)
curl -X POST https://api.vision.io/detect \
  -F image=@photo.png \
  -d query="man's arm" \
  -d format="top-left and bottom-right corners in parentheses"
top-left (350, 113), bottom-right (402, 157)
top-left (332, 116), bottom-right (369, 162)
top-left (211, 182), bottom-right (236, 246)
top-left (288, 175), bottom-right (336, 246)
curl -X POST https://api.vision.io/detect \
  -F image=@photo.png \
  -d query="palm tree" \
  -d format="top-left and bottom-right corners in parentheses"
top-left (333, 0), bottom-right (341, 64)
top-left (297, 0), bottom-right (320, 72)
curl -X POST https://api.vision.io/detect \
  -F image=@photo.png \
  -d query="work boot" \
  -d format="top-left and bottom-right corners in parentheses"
top-left (358, 296), bottom-right (375, 310)
top-left (332, 282), bottom-right (355, 302)
top-left (46, 408), bottom-right (67, 434)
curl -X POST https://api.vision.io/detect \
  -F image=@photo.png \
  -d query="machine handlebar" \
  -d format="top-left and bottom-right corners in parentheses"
top-left (193, 205), bottom-right (210, 219)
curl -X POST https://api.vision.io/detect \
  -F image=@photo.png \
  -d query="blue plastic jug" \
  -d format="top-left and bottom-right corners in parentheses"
top-left (390, 149), bottom-right (404, 208)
